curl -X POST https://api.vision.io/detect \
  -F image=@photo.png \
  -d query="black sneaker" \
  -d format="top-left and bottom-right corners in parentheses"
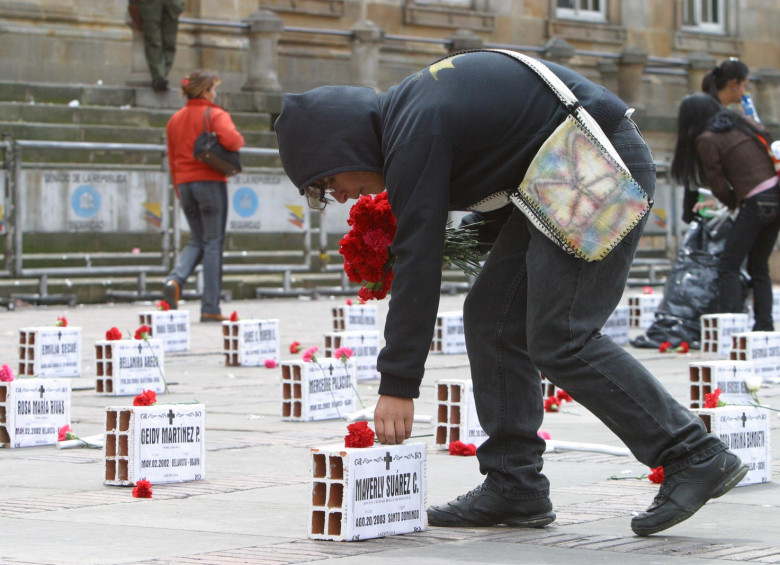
top-left (427, 484), bottom-right (556, 527)
top-left (631, 450), bottom-right (748, 536)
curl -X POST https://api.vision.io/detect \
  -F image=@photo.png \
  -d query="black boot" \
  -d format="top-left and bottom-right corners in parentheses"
top-left (631, 450), bottom-right (748, 536)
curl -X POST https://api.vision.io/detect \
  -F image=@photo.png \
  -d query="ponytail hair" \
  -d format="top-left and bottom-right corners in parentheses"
top-left (180, 69), bottom-right (221, 100)
top-left (701, 58), bottom-right (749, 100)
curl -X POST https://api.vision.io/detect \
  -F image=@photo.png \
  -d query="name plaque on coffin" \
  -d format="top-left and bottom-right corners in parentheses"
top-left (688, 360), bottom-right (757, 409)
top-left (18, 327), bottom-right (82, 378)
top-left (309, 442), bottom-right (427, 541)
top-left (324, 330), bottom-right (380, 381)
top-left (628, 294), bottom-right (663, 330)
top-left (0, 379), bottom-right (71, 448)
top-left (222, 318), bottom-right (280, 366)
top-left (429, 311), bottom-right (466, 354)
top-left (701, 313), bottom-right (749, 355)
top-left (694, 406), bottom-right (771, 486)
top-left (104, 404), bottom-right (206, 485)
top-left (281, 359), bottom-right (357, 421)
top-left (332, 304), bottom-right (378, 332)
top-left (139, 311), bottom-right (190, 352)
top-left (95, 339), bottom-right (165, 396)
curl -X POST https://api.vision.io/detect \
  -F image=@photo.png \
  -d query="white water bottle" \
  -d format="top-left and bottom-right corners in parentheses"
top-left (771, 140), bottom-right (780, 161)
top-left (741, 93), bottom-right (761, 123)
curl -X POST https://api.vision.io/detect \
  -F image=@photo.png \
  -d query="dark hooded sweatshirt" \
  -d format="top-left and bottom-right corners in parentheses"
top-left (275, 50), bottom-right (628, 399)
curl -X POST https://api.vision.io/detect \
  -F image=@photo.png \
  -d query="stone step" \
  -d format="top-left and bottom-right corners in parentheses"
top-left (1, 120), bottom-right (276, 146)
top-left (0, 101), bottom-right (272, 131)
top-left (0, 80), bottom-right (283, 114)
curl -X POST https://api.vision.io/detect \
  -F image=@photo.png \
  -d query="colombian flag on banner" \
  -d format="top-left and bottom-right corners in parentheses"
top-left (143, 202), bottom-right (162, 228)
top-left (286, 204), bottom-right (304, 229)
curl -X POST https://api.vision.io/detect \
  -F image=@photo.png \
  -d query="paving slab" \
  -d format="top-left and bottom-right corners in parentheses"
top-left (0, 293), bottom-right (777, 565)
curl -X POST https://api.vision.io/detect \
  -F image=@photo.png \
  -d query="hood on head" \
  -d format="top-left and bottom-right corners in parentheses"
top-left (274, 86), bottom-right (384, 192)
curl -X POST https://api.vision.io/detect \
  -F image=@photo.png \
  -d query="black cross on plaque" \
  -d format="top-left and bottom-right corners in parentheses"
top-left (328, 365), bottom-right (334, 376)
top-left (361, 335), bottom-right (365, 344)
top-left (38, 385), bottom-right (46, 398)
top-left (137, 344), bottom-right (143, 354)
top-left (167, 409), bottom-right (176, 425)
top-left (384, 451), bottom-right (393, 470)
top-left (741, 412), bottom-right (748, 428)
top-left (57, 331), bottom-right (62, 340)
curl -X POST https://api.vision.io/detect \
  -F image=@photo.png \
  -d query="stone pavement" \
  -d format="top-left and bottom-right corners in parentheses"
top-left (0, 293), bottom-right (778, 565)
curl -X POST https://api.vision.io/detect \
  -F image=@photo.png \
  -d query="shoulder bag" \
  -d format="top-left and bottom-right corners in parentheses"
top-left (193, 107), bottom-right (242, 177)
top-left (473, 49), bottom-right (653, 262)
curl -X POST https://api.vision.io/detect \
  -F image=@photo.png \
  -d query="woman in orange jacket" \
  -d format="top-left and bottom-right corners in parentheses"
top-left (163, 69), bottom-right (244, 321)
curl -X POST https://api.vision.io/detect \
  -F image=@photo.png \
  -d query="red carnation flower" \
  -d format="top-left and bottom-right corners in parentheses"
top-left (345, 421), bottom-right (375, 448)
top-left (132, 479), bottom-right (153, 498)
top-left (289, 341), bottom-right (302, 354)
top-left (339, 192), bottom-right (398, 301)
top-left (675, 341), bottom-right (690, 353)
top-left (55, 316), bottom-right (68, 327)
top-left (58, 424), bottom-right (74, 442)
top-left (230, 311), bottom-right (239, 322)
top-left (133, 390), bottom-right (157, 406)
top-left (134, 325), bottom-right (151, 340)
top-left (264, 359), bottom-right (277, 368)
top-left (658, 341), bottom-right (672, 353)
top-left (648, 466), bottom-right (664, 484)
top-left (704, 387), bottom-right (723, 409)
top-left (544, 396), bottom-right (559, 412)
top-left (448, 440), bottom-right (477, 456)
top-left (156, 300), bottom-right (170, 311)
top-left (105, 327), bottom-right (123, 341)
top-left (556, 389), bottom-right (573, 403)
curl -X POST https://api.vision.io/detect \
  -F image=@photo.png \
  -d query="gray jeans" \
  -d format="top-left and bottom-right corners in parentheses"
top-left (463, 116), bottom-right (726, 500)
top-left (167, 180), bottom-right (227, 315)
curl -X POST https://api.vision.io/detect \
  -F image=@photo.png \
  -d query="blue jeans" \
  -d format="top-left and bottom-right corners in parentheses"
top-left (718, 186), bottom-right (780, 331)
top-left (168, 180), bottom-right (227, 315)
top-left (463, 117), bottom-right (726, 500)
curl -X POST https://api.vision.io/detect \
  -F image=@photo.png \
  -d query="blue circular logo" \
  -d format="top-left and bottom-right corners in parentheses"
top-left (233, 187), bottom-right (258, 218)
top-left (70, 185), bottom-right (101, 218)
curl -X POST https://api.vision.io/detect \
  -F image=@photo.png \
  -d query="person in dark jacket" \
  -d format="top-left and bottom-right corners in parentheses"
top-left (275, 50), bottom-right (746, 536)
top-left (672, 93), bottom-right (779, 330)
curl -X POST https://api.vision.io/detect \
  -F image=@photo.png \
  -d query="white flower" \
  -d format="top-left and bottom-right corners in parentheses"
top-left (744, 374), bottom-right (762, 392)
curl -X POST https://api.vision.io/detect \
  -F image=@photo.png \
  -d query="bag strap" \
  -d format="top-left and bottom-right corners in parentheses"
top-left (486, 49), bottom-right (630, 173)
top-left (202, 107), bottom-right (215, 134)
top-left (754, 132), bottom-right (780, 177)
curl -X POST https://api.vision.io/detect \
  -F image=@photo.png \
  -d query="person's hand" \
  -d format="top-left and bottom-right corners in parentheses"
top-left (693, 198), bottom-right (717, 212)
top-left (374, 395), bottom-right (414, 444)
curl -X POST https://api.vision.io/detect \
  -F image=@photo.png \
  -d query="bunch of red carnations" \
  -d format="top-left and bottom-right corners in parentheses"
top-left (339, 193), bottom-right (483, 301)
top-left (339, 192), bottom-right (397, 301)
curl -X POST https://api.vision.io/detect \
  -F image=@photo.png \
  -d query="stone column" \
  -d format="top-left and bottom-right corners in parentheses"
top-left (541, 37), bottom-right (574, 66)
top-left (597, 59), bottom-right (620, 95)
top-left (351, 20), bottom-right (384, 90)
top-left (752, 67), bottom-right (780, 127)
top-left (447, 29), bottom-right (483, 53)
top-left (242, 9), bottom-right (284, 93)
top-left (687, 51), bottom-right (716, 94)
top-left (617, 46), bottom-right (648, 109)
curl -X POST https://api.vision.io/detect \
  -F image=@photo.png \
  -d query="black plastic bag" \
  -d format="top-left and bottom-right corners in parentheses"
top-left (630, 214), bottom-right (739, 350)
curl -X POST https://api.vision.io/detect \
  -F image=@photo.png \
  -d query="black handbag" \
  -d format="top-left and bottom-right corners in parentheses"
top-left (192, 107), bottom-right (242, 176)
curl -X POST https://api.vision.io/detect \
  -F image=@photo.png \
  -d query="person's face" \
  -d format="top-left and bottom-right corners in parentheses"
top-left (204, 83), bottom-right (218, 102)
top-left (720, 78), bottom-right (748, 105)
top-left (328, 171), bottom-right (385, 204)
